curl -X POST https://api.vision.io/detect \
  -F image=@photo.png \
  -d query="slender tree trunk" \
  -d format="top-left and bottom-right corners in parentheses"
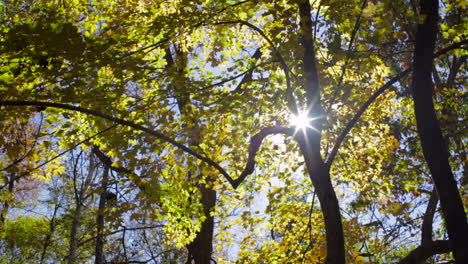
top-left (95, 167), bottom-right (109, 264)
top-left (410, 0), bottom-right (468, 262)
top-left (421, 188), bottom-right (438, 244)
top-left (68, 152), bottom-right (95, 264)
top-left (40, 202), bottom-right (59, 264)
top-left (399, 188), bottom-right (444, 264)
top-left (67, 201), bottom-right (83, 264)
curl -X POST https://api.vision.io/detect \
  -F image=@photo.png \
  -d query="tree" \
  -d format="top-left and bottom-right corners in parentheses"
top-left (409, 0), bottom-right (468, 262)
top-left (0, 0), bottom-right (466, 263)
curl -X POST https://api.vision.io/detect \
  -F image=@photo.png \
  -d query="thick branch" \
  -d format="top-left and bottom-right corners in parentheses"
top-left (0, 100), bottom-right (236, 186)
top-left (398, 240), bottom-right (450, 264)
top-left (233, 126), bottom-right (295, 188)
top-left (421, 188), bottom-right (439, 244)
top-left (0, 101), bottom-right (295, 189)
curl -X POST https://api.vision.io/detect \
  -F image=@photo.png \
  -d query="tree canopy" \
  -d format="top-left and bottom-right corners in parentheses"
top-left (0, 0), bottom-right (467, 263)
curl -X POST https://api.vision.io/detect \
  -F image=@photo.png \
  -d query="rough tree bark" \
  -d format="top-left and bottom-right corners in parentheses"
top-left (410, 0), bottom-right (468, 262)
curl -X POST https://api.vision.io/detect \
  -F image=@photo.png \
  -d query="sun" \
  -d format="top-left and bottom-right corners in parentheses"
top-left (289, 110), bottom-right (322, 134)
top-left (289, 111), bottom-right (313, 130)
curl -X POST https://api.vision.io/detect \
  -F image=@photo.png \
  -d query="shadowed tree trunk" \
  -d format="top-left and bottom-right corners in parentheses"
top-left (410, 0), bottom-right (468, 262)
top-left (297, 1), bottom-right (345, 263)
top-left (95, 166), bottom-right (109, 264)
top-left (186, 186), bottom-right (216, 264)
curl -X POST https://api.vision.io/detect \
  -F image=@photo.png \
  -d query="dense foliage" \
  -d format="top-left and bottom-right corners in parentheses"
top-left (0, 0), bottom-right (466, 263)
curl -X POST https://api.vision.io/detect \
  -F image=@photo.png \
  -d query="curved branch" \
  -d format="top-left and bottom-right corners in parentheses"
top-left (0, 100), bottom-right (236, 187)
top-left (398, 240), bottom-right (450, 264)
top-left (233, 126), bottom-right (295, 188)
top-left (325, 68), bottom-right (411, 168)
top-left (0, 101), bottom-right (295, 189)
top-left (421, 188), bottom-right (438, 244)
top-left (325, 39), bottom-right (467, 168)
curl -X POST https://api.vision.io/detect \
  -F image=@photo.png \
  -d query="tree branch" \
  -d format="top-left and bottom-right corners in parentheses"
top-left (421, 188), bottom-right (438, 244)
top-left (326, 0), bottom-right (367, 112)
top-left (232, 48), bottom-right (263, 92)
top-left (0, 101), bottom-right (295, 189)
top-left (325, 68), bottom-right (411, 168)
top-left (0, 124), bottom-right (117, 189)
top-left (214, 20), bottom-right (298, 114)
top-left (398, 240), bottom-right (450, 264)
top-left (0, 100), bottom-right (237, 186)
top-left (325, 39), bottom-right (467, 168)
top-left (92, 146), bottom-right (132, 174)
top-left (233, 126), bottom-right (295, 188)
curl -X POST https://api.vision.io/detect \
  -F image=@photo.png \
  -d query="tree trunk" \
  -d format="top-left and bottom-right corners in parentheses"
top-left (40, 202), bottom-right (59, 264)
top-left (68, 201), bottom-right (83, 264)
top-left (95, 167), bottom-right (109, 264)
top-left (187, 185), bottom-right (216, 264)
top-left (297, 1), bottom-right (345, 263)
top-left (299, 139), bottom-right (345, 264)
top-left (410, 0), bottom-right (468, 262)
top-left (166, 46), bottom-right (217, 264)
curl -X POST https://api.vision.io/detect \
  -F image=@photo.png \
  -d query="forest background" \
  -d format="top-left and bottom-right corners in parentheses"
top-left (0, 0), bottom-right (467, 263)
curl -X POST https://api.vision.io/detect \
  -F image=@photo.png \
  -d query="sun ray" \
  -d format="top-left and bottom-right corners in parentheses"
top-left (289, 108), bottom-right (323, 137)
